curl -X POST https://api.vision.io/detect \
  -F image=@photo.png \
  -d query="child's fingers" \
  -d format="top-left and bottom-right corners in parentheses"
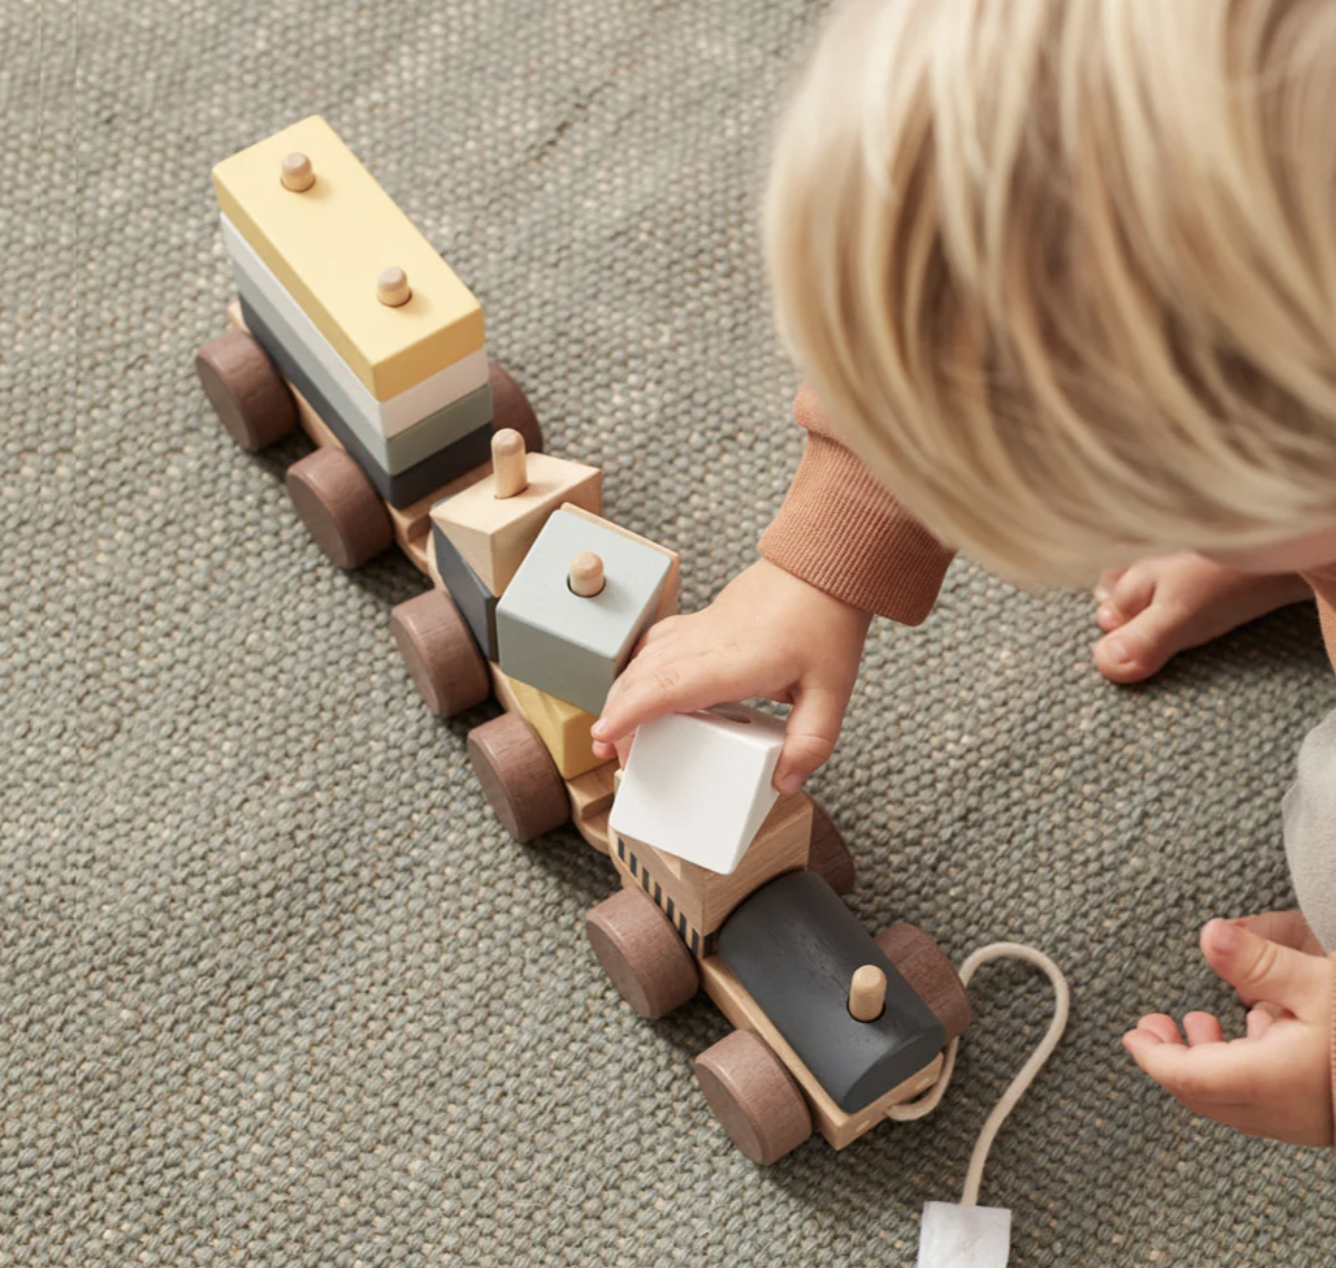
top-left (1182, 1012), bottom-right (1225, 1046)
top-left (1200, 919), bottom-right (1330, 1019)
top-left (771, 684), bottom-right (847, 795)
top-left (593, 649), bottom-right (752, 746)
top-left (1245, 1007), bottom-right (1275, 1040)
top-left (1135, 1014), bottom-right (1185, 1045)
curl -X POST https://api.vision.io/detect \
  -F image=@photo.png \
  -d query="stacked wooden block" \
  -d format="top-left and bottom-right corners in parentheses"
top-left (435, 436), bottom-right (682, 779)
top-left (212, 115), bottom-right (495, 508)
top-left (607, 703), bottom-right (814, 952)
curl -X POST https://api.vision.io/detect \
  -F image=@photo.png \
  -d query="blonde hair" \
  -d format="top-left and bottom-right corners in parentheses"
top-left (765, 0), bottom-right (1336, 584)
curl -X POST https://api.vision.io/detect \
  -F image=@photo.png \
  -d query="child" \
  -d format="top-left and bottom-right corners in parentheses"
top-left (590, 0), bottom-right (1336, 1148)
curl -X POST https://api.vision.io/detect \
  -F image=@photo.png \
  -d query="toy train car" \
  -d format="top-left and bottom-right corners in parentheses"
top-left (196, 117), bottom-right (971, 1164)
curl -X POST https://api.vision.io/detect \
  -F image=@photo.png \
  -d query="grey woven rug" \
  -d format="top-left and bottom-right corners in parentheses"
top-left (5, 1), bottom-right (1335, 1263)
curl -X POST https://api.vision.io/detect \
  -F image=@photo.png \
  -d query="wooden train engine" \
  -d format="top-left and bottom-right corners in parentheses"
top-left (196, 117), bottom-right (972, 1164)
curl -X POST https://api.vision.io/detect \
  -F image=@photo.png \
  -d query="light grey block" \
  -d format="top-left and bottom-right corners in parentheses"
top-left (495, 508), bottom-right (670, 714)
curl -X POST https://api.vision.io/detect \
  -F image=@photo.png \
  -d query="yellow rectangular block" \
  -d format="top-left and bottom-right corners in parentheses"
top-left (213, 116), bottom-right (484, 400)
top-left (506, 673), bottom-right (604, 779)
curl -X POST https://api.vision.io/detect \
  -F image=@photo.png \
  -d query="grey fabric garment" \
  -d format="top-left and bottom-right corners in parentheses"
top-left (1284, 709), bottom-right (1336, 953)
top-left (6, 1), bottom-right (1336, 1265)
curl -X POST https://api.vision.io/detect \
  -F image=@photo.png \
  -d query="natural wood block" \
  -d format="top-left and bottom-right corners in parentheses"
top-left (611, 836), bottom-right (717, 960)
top-left (700, 956), bottom-right (944, 1151)
top-left (214, 116), bottom-right (485, 399)
top-left (431, 451), bottom-right (602, 596)
top-left (615, 791), bottom-right (811, 935)
top-left (566, 761), bottom-right (616, 824)
top-left (574, 808), bottom-right (612, 857)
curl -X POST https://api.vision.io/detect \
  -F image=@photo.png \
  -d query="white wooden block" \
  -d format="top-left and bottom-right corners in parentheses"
top-left (608, 703), bottom-right (785, 875)
top-left (220, 214), bottom-right (490, 438)
top-left (916, 1203), bottom-right (1012, 1268)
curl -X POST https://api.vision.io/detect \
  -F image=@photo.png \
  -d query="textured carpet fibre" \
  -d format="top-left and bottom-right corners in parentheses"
top-left (5, 1), bottom-right (1336, 1264)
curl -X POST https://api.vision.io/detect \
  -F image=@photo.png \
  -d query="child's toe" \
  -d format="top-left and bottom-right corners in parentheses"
top-left (1092, 603), bottom-right (1179, 683)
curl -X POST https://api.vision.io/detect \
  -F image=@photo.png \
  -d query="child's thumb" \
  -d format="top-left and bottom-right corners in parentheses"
top-left (1200, 918), bottom-right (1329, 1016)
top-left (773, 686), bottom-right (844, 795)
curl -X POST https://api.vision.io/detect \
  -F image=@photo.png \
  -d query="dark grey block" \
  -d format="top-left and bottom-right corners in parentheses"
top-left (431, 519), bottom-right (499, 661)
top-left (241, 298), bottom-right (493, 509)
top-left (717, 870), bottom-right (946, 1113)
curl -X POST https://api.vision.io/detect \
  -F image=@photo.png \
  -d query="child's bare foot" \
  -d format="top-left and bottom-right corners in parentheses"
top-left (1092, 554), bottom-right (1312, 683)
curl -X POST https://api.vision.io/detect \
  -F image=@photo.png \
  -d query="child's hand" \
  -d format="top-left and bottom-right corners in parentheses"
top-left (1122, 917), bottom-right (1334, 1147)
top-left (589, 558), bottom-right (873, 795)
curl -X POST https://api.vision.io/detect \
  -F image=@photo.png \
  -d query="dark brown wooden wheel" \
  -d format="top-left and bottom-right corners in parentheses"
top-left (585, 888), bottom-right (699, 1020)
top-left (195, 330), bottom-right (296, 451)
top-left (875, 923), bottom-right (972, 1042)
top-left (467, 712), bottom-right (570, 843)
top-left (488, 361), bottom-right (543, 455)
top-left (806, 799), bottom-right (856, 896)
top-left (391, 589), bottom-right (489, 717)
top-left (693, 1030), bottom-right (813, 1165)
top-left (285, 448), bottom-right (393, 569)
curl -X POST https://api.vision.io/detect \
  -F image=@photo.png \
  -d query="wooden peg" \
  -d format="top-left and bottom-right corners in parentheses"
top-left (568, 552), bottom-right (605, 597)
top-left (280, 152), bottom-right (315, 192)
top-left (377, 266), bottom-right (412, 307)
top-left (848, 965), bottom-right (886, 1022)
top-left (491, 428), bottom-right (528, 499)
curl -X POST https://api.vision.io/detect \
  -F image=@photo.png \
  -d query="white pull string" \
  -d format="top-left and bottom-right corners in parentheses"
top-left (887, 941), bottom-right (1070, 1207)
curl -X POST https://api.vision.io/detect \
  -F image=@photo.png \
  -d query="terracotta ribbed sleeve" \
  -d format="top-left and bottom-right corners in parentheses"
top-left (1301, 570), bottom-right (1336, 1152)
top-left (757, 382), bottom-right (955, 624)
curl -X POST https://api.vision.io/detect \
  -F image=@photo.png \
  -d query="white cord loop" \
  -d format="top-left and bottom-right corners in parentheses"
top-left (886, 941), bottom-right (1070, 1207)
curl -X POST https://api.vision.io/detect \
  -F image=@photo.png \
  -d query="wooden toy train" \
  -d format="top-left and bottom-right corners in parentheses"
top-left (196, 117), bottom-right (972, 1164)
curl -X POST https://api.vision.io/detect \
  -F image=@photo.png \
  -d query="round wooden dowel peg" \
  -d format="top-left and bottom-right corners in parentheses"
top-left (568, 552), bottom-right (605, 597)
top-left (280, 152), bottom-right (315, 192)
top-left (491, 428), bottom-right (528, 498)
top-left (377, 266), bottom-right (412, 307)
top-left (849, 965), bottom-right (886, 1021)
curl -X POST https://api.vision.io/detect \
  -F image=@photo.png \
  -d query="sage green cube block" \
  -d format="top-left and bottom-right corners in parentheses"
top-left (496, 508), bottom-right (671, 714)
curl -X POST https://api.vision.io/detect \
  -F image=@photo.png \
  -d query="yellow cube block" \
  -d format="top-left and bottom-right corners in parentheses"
top-left (213, 116), bottom-right (484, 400)
top-left (505, 672), bottom-right (605, 779)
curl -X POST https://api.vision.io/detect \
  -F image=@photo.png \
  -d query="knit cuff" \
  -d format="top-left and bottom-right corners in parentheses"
top-left (757, 388), bottom-right (954, 625)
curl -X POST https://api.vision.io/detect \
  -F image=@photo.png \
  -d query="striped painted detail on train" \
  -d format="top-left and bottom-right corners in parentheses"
top-left (615, 834), bottom-right (716, 958)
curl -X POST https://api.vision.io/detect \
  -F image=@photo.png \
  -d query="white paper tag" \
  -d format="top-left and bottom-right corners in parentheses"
top-left (915, 1202), bottom-right (1011, 1268)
